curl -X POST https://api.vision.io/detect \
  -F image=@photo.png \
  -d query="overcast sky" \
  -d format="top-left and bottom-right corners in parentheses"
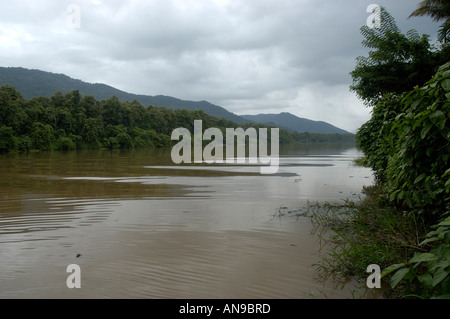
top-left (0, 0), bottom-right (441, 132)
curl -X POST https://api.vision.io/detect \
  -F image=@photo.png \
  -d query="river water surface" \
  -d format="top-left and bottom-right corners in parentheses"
top-left (0, 144), bottom-right (376, 298)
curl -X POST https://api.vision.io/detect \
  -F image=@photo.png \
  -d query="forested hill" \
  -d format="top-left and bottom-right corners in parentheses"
top-left (0, 66), bottom-right (246, 124)
top-left (0, 67), bottom-right (354, 134)
top-left (241, 112), bottom-right (351, 134)
top-left (0, 86), bottom-right (355, 152)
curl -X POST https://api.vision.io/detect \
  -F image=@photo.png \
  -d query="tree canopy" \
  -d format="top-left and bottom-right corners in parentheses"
top-left (409, 0), bottom-right (450, 43)
top-left (350, 7), bottom-right (449, 106)
top-left (352, 5), bottom-right (450, 298)
top-left (0, 86), bottom-right (354, 153)
top-left (409, 0), bottom-right (450, 21)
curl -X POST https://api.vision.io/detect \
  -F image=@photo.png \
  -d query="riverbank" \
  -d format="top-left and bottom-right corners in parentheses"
top-left (305, 157), bottom-right (449, 299)
top-left (309, 183), bottom-right (423, 297)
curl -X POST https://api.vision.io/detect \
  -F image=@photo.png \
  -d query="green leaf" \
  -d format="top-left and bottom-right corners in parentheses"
top-left (420, 237), bottom-right (440, 246)
top-left (409, 253), bottom-right (437, 263)
top-left (438, 218), bottom-right (450, 227)
top-left (430, 110), bottom-right (446, 130)
top-left (432, 268), bottom-right (448, 287)
top-left (427, 227), bottom-right (445, 238)
top-left (418, 272), bottom-right (433, 290)
top-left (381, 263), bottom-right (405, 278)
top-left (421, 123), bottom-right (432, 139)
top-left (441, 79), bottom-right (450, 91)
top-left (432, 294), bottom-right (450, 299)
top-left (414, 173), bottom-right (426, 184)
top-left (391, 268), bottom-right (411, 288)
top-left (429, 260), bottom-right (450, 273)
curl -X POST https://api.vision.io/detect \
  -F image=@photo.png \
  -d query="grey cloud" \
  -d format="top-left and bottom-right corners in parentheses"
top-left (0, 0), bottom-right (442, 132)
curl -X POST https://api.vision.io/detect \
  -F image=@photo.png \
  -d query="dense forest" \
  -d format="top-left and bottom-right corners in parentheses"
top-left (323, 3), bottom-right (450, 298)
top-left (0, 66), bottom-right (248, 124)
top-left (0, 86), bottom-right (354, 153)
top-left (353, 6), bottom-right (450, 223)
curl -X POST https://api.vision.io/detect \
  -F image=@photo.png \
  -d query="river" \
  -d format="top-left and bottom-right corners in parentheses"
top-left (0, 144), bottom-right (376, 298)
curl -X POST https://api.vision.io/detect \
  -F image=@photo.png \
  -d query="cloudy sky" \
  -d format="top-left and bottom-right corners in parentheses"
top-left (0, 0), bottom-right (441, 132)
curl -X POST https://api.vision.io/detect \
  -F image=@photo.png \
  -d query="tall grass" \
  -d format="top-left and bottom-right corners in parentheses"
top-left (309, 184), bottom-right (427, 295)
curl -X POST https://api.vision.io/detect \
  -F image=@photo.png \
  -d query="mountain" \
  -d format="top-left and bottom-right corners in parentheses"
top-left (0, 66), bottom-right (246, 124)
top-left (0, 66), bottom-right (351, 134)
top-left (241, 112), bottom-right (351, 134)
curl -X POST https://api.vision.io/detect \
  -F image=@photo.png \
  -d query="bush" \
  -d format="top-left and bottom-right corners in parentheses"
top-left (116, 132), bottom-right (133, 149)
top-left (0, 125), bottom-right (16, 152)
top-left (103, 137), bottom-right (119, 149)
top-left (310, 185), bottom-right (424, 283)
top-left (353, 62), bottom-right (450, 298)
top-left (386, 62), bottom-right (450, 221)
top-left (55, 137), bottom-right (76, 151)
top-left (16, 136), bottom-right (32, 152)
top-left (31, 122), bottom-right (54, 151)
top-left (356, 93), bottom-right (403, 181)
top-left (357, 62), bottom-right (450, 221)
top-left (382, 217), bottom-right (450, 299)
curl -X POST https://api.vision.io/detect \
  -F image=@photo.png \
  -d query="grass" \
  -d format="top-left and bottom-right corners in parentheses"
top-left (352, 156), bottom-right (368, 167)
top-left (308, 183), bottom-right (428, 296)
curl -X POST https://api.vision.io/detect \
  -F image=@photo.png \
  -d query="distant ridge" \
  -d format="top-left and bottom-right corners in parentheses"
top-left (0, 66), bottom-right (351, 134)
top-left (0, 66), bottom-right (246, 124)
top-left (241, 112), bottom-right (351, 134)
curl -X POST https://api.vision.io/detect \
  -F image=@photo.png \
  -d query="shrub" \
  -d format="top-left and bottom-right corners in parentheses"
top-left (382, 217), bottom-right (450, 299)
top-left (0, 125), bottom-right (16, 152)
top-left (357, 62), bottom-right (450, 221)
top-left (16, 136), bottom-right (32, 152)
top-left (31, 122), bottom-right (54, 151)
top-left (103, 137), bottom-right (119, 149)
top-left (386, 62), bottom-right (450, 221)
top-left (55, 137), bottom-right (76, 151)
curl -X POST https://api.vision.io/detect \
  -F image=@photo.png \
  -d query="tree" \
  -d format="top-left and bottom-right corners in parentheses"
top-left (350, 7), bottom-right (442, 106)
top-left (81, 95), bottom-right (101, 118)
top-left (438, 20), bottom-right (450, 42)
top-left (0, 86), bottom-right (26, 132)
top-left (409, 0), bottom-right (450, 21)
top-left (102, 96), bottom-right (123, 126)
top-left (31, 122), bottom-right (54, 151)
top-left (357, 61), bottom-right (450, 222)
top-left (0, 126), bottom-right (16, 152)
top-left (82, 117), bottom-right (104, 147)
top-left (410, 0), bottom-right (450, 43)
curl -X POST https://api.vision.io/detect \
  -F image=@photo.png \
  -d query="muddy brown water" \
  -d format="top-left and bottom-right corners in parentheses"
top-left (0, 144), bottom-right (378, 298)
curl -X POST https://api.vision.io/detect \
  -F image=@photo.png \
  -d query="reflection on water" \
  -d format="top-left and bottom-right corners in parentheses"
top-left (0, 144), bottom-right (376, 298)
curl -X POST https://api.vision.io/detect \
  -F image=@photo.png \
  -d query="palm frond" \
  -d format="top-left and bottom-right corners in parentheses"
top-left (409, 0), bottom-right (450, 22)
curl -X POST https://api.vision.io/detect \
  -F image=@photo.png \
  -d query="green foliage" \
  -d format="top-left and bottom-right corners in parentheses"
top-left (31, 122), bottom-right (54, 151)
top-left (357, 62), bottom-right (450, 221)
top-left (0, 86), bottom-right (353, 153)
top-left (409, 0), bottom-right (450, 22)
top-left (356, 93), bottom-right (403, 180)
top-left (0, 85), bottom-right (27, 132)
top-left (350, 7), bottom-right (447, 106)
top-left (337, 5), bottom-right (450, 299)
top-left (310, 184), bottom-right (424, 283)
top-left (0, 125), bottom-right (16, 152)
top-left (103, 137), bottom-right (120, 149)
top-left (438, 20), bottom-right (450, 43)
top-left (16, 136), bottom-right (31, 152)
top-left (381, 217), bottom-right (450, 299)
top-left (55, 136), bottom-right (76, 151)
top-left (386, 62), bottom-right (450, 220)
top-left (354, 60), bottom-right (449, 299)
